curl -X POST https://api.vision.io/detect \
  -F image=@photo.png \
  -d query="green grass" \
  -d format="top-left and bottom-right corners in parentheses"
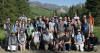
top-left (30, 6), bottom-right (53, 17)
top-left (0, 29), bottom-right (5, 43)
top-left (94, 26), bottom-right (100, 41)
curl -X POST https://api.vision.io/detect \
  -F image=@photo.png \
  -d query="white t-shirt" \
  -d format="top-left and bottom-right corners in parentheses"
top-left (74, 16), bottom-right (80, 20)
top-left (49, 22), bottom-right (55, 31)
top-left (32, 31), bottom-right (41, 43)
top-left (43, 33), bottom-right (53, 41)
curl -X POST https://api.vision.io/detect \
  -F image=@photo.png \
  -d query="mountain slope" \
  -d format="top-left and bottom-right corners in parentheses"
top-left (30, 6), bottom-right (53, 17)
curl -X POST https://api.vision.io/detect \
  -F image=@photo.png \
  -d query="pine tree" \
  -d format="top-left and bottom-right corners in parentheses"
top-left (85, 0), bottom-right (97, 17)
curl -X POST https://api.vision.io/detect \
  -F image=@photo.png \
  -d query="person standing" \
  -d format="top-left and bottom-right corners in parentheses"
top-left (55, 17), bottom-right (64, 37)
top-left (82, 16), bottom-right (89, 39)
top-left (4, 18), bottom-right (11, 39)
top-left (88, 13), bottom-right (94, 32)
top-left (4, 18), bottom-right (11, 49)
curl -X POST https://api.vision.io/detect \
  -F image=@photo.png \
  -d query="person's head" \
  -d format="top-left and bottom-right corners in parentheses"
top-left (68, 21), bottom-right (71, 26)
top-left (16, 29), bottom-right (18, 33)
top-left (64, 17), bottom-right (67, 21)
top-left (84, 17), bottom-right (87, 23)
top-left (43, 24), bottom-right (46, 28)
top-left (65, 31), bottom-right (69, 37)
top-left (20, 29), bottom-right (24, 33)
top-left (27, 18), bottom-right (31, 23)
top-left (7, 18), bottom-right (10, 23)
top-left (43, 16), bottom-right (46, 20)
top-left (59, 17), bottom-right (62, 22)
top-left (67, 17), bottom-right (70, 21)
top-left (46, 17), bottom-right (49, 22)
top-left (51, 17), bottom-right (55, 22)
top-left (39, 18), bottom-right (42, 21)
top-left (71, 18), bottom-right (74, 22)
top-left (35, 27), bottom-right (38, 32)
top-left (56, 32), bottom-right (60, 38)
top-left (77, 29), bottom-right (81, 35)
top-left (77, 19), bottom-right (81, 23)
top-left (90, 32), bottom-right (95, 37)
top-left (16, 20), bottom-right (19, 25)
top-left (30, 23), bottom-right (33, 27)
top-left (11, 32), bottom-right (15, 36)
top-left (22, 13), bottom-right (25, 17)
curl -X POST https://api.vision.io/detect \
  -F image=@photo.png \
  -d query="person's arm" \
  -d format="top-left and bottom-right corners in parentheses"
top-left (32, 32), bottom-right (34, 38)
top-left (74, 37), bottom-right (77, 44)
top-left (82, 36), bottom-right (85, 43)
top-left (15, 36), bottom-right (18, 46)
top-left (18, 33), bottom-right (22, 44)
top-left (88, 23), bottom-right (90, 38)
top-left (39, 32), bottom-right (41, 41)
top-left (23, 33), bottom-right (26, 44)
top-left (4, 24), bottom-right (6, 29)
top-left (54, 23), bottom-right (57, 33)
top-left (93, 18), bottom-right (94, 26)
top-left (8, 37), bottom-right (11, 46)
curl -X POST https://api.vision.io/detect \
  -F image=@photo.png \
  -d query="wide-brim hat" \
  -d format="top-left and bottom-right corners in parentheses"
top-left (59, 17), bottom-right (62, 19)
top-left (27, 18), bottom-right (31, 21)
top-left (77, 29), bottom-right (81, 32)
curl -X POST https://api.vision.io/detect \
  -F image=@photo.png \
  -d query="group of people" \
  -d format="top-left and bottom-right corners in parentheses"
top-left (3, 13), bottom-right (98, 52)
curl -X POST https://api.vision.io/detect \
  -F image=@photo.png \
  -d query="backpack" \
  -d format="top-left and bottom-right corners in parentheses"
top-left (75, 34), bottom-right (84, 42)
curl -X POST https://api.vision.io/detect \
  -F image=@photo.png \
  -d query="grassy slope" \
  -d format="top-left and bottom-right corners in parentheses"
top-left (30, 6), bottom-right (53, 17)
top-left (94, 26), bottom-right (100, 40)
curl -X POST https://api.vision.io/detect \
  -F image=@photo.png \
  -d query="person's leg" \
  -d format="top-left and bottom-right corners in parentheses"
top-left (55, 44), bottom-right (59, 51)
top-left (67, 44), bottom-right (71, 50)
top-left (37, 43), bottom-right (40, 50)
top-left (80, 43), bottom-right (84, 52)
top-left (22, 44), bottom-right (25, 51)
top-left (34, 42), bottom-right (37, 49)
top-left (44, 44), bottom-right (48, 50)
top-left (76, 44), bottom-right (79, 51)
top-left (20, 45), bottom-right (22, 51)
top-left (93, 45), bottom-right (97, 52)
top-left (91, 25), bottom-right (93, 32)
top-left (62, 44), bottom-right (66, 51)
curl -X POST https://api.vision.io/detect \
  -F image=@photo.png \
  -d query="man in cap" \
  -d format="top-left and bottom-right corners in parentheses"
top-left (55, 17), bottom-right (64, 37)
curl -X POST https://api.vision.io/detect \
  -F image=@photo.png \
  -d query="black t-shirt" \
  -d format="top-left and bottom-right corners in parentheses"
top-left (89, 37), bottom-right (98, 45)
top-left (54, 37), bottom-right (62, 44)
top-left (42, 28), bottom-right (48, 34)
top-left (5, 22), bottom-right (10, 34)
top-left (62, 35), bottom-right (70, 42)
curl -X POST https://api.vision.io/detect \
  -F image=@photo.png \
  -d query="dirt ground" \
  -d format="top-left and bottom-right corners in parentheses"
top-left (0, 45), bottom-right (100, 53)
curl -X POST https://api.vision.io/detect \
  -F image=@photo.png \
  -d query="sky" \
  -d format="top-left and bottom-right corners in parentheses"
top-left (29, 0), bottom-right (86, 6)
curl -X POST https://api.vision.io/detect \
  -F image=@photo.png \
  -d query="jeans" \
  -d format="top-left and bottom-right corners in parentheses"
top-left (63, 44), bottom-right (66, 51)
